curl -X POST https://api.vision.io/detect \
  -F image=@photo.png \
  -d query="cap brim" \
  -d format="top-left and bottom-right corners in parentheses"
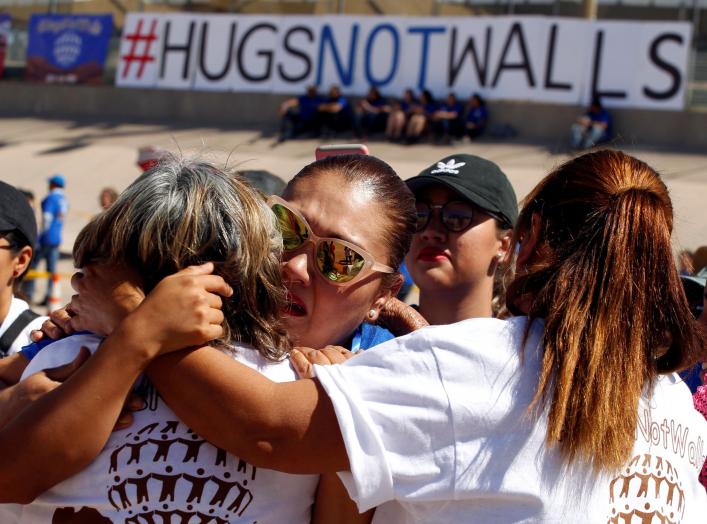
top-left (406, 175), bottom-right (510, 225)
top-left (681, 274), bottom-right (707, 289)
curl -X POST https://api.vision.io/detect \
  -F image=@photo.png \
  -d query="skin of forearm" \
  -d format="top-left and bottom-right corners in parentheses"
top-left (312, 474), bottom-right (374, 524)
top-left (0, 385), bottom-right (19, 429)
top-left (0, 319), bottom-right (153, 503)
top-left (0, 352), bottom-right (29, 386)
top-left (146, 346), bottom-right (349, 474)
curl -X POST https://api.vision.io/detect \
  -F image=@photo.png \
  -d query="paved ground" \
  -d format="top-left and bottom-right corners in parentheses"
top-left (0, 116), bottom-right (705, 310)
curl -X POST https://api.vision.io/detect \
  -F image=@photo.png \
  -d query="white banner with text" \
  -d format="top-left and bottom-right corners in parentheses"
top-left (116, 13), bottom-right (692, 110)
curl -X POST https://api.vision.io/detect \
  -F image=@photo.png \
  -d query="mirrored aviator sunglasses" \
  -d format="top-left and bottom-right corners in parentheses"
top-left (268, 195), bottom-right (394, 287)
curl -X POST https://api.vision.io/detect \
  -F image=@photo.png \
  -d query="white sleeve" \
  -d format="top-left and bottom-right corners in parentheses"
top-left (20, 334), bottom-right (102, 380)
top-left (314, 330), bottom-right (456, 512)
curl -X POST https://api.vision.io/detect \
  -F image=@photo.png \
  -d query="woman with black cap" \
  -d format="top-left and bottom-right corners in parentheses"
top-left (404, 153), bottom-right (517, 324)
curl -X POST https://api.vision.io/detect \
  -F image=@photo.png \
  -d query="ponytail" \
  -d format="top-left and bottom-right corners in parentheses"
top-left (509, 150), bottom-right (702, 471)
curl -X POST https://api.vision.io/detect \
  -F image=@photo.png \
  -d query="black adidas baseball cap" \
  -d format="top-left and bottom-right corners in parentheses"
top-left (0, 180), bottom-right (37, 248)
top-left (406, 153), bottom-right (518, 228)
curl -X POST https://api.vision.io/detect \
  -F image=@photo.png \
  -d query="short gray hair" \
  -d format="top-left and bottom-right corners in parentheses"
top-left (74, 154), bottom-right (290, 359)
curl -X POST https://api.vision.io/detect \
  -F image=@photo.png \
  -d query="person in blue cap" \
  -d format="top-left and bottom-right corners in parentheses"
top-left (24, 174), bottom-right (68, 306)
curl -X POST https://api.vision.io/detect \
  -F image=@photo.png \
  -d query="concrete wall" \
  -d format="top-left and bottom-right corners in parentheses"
top-left (0, 82), bottom-right (705, 149)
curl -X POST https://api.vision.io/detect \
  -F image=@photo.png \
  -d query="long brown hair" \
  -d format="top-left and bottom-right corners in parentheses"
top-left (508, 149), bottom-right (702, 470)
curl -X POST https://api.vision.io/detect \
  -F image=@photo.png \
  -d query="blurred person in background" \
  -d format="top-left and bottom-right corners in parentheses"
top-left (405, 154), bottom-right (516, 324)
top-left (317, 85), bottom-right (353, 138)
top-left (430, 93), bottom-right (464, 145)
top-left (570, 97), bottom-right (612, 150)
top-left (23, 175), bottom-right (68, 306)
top-left (354, 86), bottom-right (390, 140)
top-left (405, 89), bottom-right (436, 144)
top-left (384, 88), bottom-right (416, 142)
top-left (465, 93), bottom-right (488, 141)
top-left (98, 187), bottom-right (118, 211)
top-left (137, 146), bottom-right (168, 172)
top-left (278, 85), bottom-right (322, 142)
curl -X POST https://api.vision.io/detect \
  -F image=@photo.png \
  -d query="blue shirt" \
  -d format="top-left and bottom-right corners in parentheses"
top-left (423, 102), bottom-right (438, 115)
top-left (39, 188), bottom-right (68, 247)
top-left (440, 102), bottom-right (463, 116)
top-left (350, 323), bottom-right (395, 352)
top-left (467, 105), bottom-right (488, 127)
top-left (298, 94), bottom-right (321, 120)
top-left (587, 108), bottom-right (612, 140)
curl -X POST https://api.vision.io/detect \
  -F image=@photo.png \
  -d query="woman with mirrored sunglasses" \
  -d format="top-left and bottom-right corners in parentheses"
top-left (404, 153), bottom-right (517, 325)
top-left (21, 154), bottom-right (418, 523)
top-left (266, 155), bottom-right (416, 353)
top-left (84, 149), bottom-right (706, 522)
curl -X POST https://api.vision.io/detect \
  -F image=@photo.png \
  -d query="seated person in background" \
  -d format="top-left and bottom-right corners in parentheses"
top-left (405, 89), bottom-right (436, 144)
top-left (354, 86), bottom-right (390, 139)
top-left (278, 85), bottom-right (322, 141)
top-left (430, 92), bottom-right (464, 144)
top-left (385, 88), bottom-right (416, 142)
top-left (465, 93), bottom-right (488, 140)
top-left (317, 85), bottom-right (353, 138)
top-left (570, 97), bottom-right (612, 149)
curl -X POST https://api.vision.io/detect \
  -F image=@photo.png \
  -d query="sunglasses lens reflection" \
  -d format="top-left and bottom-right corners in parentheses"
top-left (272, 204), bottom-right (309, 250)
top-left (316, 241), bottom-right (366, 283)
top-left (415, 207), bottom-right (431, 232)
top-left (442, 202), bottom-right (474, 232)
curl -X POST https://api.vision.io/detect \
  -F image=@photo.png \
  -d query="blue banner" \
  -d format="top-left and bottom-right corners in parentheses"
top-left (26, 14), bottom-right (112, 84)
top-left (0, 14), bottom-right (10, 78)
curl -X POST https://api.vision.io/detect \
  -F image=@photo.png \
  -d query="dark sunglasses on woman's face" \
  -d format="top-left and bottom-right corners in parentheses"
top-left (415, 201), bottom-right (476, 233)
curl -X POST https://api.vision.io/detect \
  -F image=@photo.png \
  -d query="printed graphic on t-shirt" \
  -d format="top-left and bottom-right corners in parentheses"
top-left (606, 453), bottom-right (684, 523)
top-left (51, 381), bottom-right (258, 523)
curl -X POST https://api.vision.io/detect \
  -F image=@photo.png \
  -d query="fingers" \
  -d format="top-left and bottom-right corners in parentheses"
top-left (196, 274), bottom-right (233, 298)
top-left (206, 292), bottom-right (223, 310)
top-left (176, 262), bottom-right (216, 277)
top-left (290, 348), bottom-right (315, 379)
top-left (38, 316), bottom-right (70, 342)
top-left (319, 346), bottom-right (354, 364)
top-left (113, 411), bottom-right (134, 432)
top-left (113, 392), bottom-right (146, 431)
top-left (30, 329), bottom-right (44, 342)
top-left (125, 393), bottom-right (146, 412)
top-left (50, 307), bottom-right (75, 336)
top-left (44, 346), bottom-right (91, 382)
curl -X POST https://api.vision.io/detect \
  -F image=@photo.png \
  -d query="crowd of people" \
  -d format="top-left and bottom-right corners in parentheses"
top-left (279, 85), bottom-right (489, 145)
top-left (0, 145), bottom-right (704, 523)
top-left (278, 85), bottom-right (615, 151)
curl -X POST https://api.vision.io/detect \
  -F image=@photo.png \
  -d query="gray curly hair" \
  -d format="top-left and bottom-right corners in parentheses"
top-left (73, 155), bottom-right (290, 360)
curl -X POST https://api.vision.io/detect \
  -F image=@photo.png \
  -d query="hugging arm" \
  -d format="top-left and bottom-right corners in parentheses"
top-left (146, 346), bottom-right (349, 474)
top-left (68, 263), bottom-right (350, 475)
top-left (0, 264), bottom-right (230, 503)
top-left (0, 322), bottom-right (150, 502)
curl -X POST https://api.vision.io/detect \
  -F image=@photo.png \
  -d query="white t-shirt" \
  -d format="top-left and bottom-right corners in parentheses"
top-left (5, 333), bottom-right (319, 523)
top-left (315, 316), bottom-right (707, 523)
top-left (0, 297), bottom-right (45, 356)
